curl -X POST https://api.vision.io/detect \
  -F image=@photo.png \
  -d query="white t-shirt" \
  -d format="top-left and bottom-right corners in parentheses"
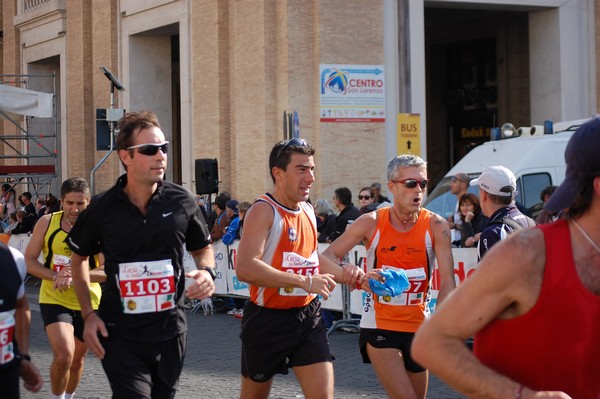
top-left (453, 201), bottom-right (462, 241)
top-left (8, 246), bottom-right (26, 299)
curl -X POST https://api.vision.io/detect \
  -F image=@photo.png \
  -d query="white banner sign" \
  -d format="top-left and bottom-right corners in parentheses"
top-left (12, 235), bottom-right (478, 314)
top-left (320, 64), bottom-right (385, 122)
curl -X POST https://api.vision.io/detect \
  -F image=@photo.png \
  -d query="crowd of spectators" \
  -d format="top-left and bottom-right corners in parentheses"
top-left (1, 186), bottom-right (63, 235)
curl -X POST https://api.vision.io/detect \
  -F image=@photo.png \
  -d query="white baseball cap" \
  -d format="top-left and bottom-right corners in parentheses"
top-left (470, 165), bottom-right (517, 197)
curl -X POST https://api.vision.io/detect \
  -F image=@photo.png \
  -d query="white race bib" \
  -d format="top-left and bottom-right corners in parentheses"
top-left (118, 259), bottom-right (176, 314)
top-left (53, 254), bottom-right (71, 274)
top-left (279, 251), bottom-right (319, 296)
top-left (377, 265), bottom-right (427, 306)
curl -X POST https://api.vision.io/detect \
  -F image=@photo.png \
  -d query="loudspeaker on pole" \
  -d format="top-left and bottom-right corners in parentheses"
top-left (195, 158), bottom-right (219, 194)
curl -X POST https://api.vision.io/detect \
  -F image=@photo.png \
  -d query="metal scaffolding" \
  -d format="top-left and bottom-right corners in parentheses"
top-left (0, 73), bottom-right (58, 206)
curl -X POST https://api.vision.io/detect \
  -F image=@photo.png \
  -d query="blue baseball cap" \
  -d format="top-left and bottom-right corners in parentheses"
top-left (226, 199), bottom-right (239, 213)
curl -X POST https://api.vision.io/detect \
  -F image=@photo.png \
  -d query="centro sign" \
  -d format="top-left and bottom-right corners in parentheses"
top-left (320, 64), bottom-right (386, 122)
top-left (347, 79), bottom-right (384, 94)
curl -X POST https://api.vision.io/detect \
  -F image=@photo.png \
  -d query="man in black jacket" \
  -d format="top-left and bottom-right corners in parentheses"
top-left (10, 210), bottom-right (35, 235)
top-left (328, 187), bottom-right (360, 242)
top-left (19, 192), bottom-right (36, 217)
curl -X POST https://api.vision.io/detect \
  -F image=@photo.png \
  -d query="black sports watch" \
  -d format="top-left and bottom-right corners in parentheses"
top-left (198, 266), bottom-right (217, 280)
top-left (15, 353), bottom-right (31, 362)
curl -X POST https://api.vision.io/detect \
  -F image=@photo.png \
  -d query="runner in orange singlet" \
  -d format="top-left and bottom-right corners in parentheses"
top-left (236, 138), bottom-right (364, 399)
top-left (323, 154), bottom-right (455, 399)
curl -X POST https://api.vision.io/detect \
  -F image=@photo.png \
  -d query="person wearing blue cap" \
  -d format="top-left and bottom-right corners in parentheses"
top-left (221, 199), bottom-right (240, 246)
top-left (413, 117), bottom-right (600, 399)
top-left (222, 199), bottom-right (246, 317)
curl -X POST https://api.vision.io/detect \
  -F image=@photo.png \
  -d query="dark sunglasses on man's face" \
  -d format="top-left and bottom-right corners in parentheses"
top-left (358, 195), bottom-right (372, 200)
top-left (126, 142), bottom-right (169, 156)
top-left (392, 178), bottom-right (429, 189)
top-left (275, 138), bottom-right (309, 160)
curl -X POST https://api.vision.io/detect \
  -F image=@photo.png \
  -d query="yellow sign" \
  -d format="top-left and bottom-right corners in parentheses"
top-left (397, 113), bottom-right (421, 156)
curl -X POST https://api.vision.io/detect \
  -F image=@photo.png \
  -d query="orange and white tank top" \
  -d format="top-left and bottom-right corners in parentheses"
top-left (249, 194), bottom-right (319, 309)
top-left (360, 207), bottom-right (435, 332)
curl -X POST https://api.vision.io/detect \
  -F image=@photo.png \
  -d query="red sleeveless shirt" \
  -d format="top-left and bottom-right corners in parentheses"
top-left (474, 220), bottom-right (600, 398)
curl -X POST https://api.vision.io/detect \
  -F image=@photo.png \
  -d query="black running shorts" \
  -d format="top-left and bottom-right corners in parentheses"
top-left (359, 328), bottom-right (425, 373)
top-left (240, 299), bottom-right (333, 382)
top-left (40, 303), bottom-right (85, 342)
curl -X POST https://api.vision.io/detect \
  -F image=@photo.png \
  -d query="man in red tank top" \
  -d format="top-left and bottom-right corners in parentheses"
top-left (323, 154), bottom-right (456, 399)
top-left (413, 117), bottom-right (600, 399)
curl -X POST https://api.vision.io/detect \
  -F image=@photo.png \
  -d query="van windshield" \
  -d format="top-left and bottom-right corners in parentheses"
top-left (424, 172), bottom-right (550, 219)
top-left (423, 176), bottom-right (479, 219)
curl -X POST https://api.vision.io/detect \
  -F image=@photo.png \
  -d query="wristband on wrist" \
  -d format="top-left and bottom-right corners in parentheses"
top-left (307, 275), bottom-right (313, 292)
top-left (82, 311), bottom-right (96, 321)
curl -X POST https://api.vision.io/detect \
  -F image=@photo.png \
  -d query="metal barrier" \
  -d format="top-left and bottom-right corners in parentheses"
top-left (327, 284), bottom-right (361, 335)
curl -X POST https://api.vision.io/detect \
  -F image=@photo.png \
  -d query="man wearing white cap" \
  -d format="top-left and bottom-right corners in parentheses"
top-left (412, 117), bottom-right (600, 398)
top-left (470, 165), bottom-right (534, 260)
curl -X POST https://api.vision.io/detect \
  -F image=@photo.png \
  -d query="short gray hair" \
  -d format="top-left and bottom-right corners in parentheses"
top-left (387, 154), bottom-right (427, 181)
top-left (314, 198), bottom-right (334, 217)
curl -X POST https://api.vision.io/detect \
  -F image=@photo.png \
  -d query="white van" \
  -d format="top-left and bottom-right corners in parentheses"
top-left (424, 118), bottom-right (591, 219)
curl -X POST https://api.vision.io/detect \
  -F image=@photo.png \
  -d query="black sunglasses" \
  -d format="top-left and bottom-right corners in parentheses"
top-left (126, 142), bottom-right (169, 156)
top-left (358, 195), bottom-right (372, 200)
top-left (274, 138), bottom-right (309, 160)
top-left (392, 178), bottom-right (429, 189)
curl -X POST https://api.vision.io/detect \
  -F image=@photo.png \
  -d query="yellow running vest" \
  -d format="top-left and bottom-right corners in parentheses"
top-left (39, 211), bottom-right (102, 309)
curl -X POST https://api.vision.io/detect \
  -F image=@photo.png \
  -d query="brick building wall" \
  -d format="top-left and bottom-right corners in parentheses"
top-left (188, 0), bottom-right (388, 204)
top-left (0, 0), bottom-right (597, 206)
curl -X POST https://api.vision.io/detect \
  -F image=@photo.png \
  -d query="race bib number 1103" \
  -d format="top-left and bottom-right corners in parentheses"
top-left (118, 259), bottom-right (176, 314)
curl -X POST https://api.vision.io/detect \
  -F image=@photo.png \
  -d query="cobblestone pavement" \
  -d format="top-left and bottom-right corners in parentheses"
top-left (23, 285), bottom-right (465, 398)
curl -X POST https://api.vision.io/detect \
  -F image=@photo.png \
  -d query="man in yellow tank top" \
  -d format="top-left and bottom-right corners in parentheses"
top-left (323, 154), bottom-right (456, 399)
top-left (25, 178), bottom-right (105, 399)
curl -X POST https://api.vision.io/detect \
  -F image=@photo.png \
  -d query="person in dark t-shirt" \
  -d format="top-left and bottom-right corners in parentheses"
top-left (68, 110), bottom-right (215, 399)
